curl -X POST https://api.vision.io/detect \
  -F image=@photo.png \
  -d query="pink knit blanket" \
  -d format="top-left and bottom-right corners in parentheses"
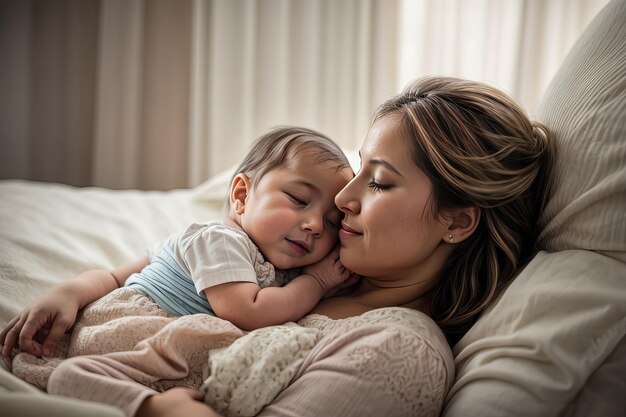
top-left (10, 287), bottom-right (244, 392)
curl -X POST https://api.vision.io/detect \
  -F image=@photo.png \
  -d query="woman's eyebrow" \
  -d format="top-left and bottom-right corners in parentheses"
top-left (369, 157), bottom-right (404, 177)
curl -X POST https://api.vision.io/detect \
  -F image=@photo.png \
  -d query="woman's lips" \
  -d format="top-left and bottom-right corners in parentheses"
top-left (339, 222), bottom-right (362, 239)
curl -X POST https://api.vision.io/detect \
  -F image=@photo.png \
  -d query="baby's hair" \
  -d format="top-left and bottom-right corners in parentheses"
top-left (230, 126), bottom-right (350, 192)
top-left (375, 76), bottom-right (555, 346)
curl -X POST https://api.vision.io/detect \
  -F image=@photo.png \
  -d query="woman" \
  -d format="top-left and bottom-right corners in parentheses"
top-left (139, 76), bottom-right (554, 416)
top-left (4, 76), bottom-right (555, 417)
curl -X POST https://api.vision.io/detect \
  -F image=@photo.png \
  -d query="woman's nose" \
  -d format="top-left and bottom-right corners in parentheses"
top-left (335, 179), bottom-right (360, 215)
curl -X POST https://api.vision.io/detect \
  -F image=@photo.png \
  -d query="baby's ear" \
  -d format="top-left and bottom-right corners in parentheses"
top-left (230, 173), bottom-right (250, 214)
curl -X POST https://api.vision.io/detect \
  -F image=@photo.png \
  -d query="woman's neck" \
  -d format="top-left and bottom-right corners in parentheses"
top-left (353, 276), bottom-right (436, 313)
top-left (312, 272), bottom-right (438, 319)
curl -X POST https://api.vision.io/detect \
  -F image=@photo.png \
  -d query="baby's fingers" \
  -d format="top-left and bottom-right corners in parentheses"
top-left (1, 315), bottom-right (25, 358)
top-left (344, 273), bottom-right (361, 287)
top-left (41, 317), bottom-right (71, 357)
top-left (18, 316), bottom-right (44, 356)
top-left (0, 315), bottom-right (19, 344)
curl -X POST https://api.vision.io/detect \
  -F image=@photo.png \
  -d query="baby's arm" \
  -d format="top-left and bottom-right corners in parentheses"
top-left (204, 250), bottom-right (350, 331)
top-left (0, 257), bottom-right (148, 358)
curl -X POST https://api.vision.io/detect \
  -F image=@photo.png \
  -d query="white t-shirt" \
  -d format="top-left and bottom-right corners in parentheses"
top-left (125, 221), bottom-right (297, 316)
top-left (172, 222), bottom-right (294, 293)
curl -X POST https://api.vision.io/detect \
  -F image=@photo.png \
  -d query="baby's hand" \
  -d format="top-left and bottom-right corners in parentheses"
top-left (303, 248), bottom-right (351, 293)
top-left (322, 272), bottom-right (361, 298)
top-left (0, 289), bottom-right (80, 359)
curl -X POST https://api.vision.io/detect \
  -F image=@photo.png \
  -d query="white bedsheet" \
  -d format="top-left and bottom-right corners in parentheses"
top-left (0, 178), bottom-right (228, 415)
top-left (0, 179), bottom-right (225, 329)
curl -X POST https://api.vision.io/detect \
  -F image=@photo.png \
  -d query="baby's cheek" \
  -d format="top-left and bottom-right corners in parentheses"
top-left (320, 235), bottom-right (337, 255)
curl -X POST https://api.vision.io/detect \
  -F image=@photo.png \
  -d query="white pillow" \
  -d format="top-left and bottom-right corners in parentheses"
top-left (534, 0), bottom-right (626, 262)
top-left (444, 250), bottom-right (626, 416)
top-left (190, 165), bottom-right (236, 205)
top-left (444, 0), bottom-right (626, 415)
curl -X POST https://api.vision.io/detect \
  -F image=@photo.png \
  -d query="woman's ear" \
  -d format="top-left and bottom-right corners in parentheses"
top-left (443, 206), bottom-right (480, 244)
top-left (230, 173), bottom-right (251, 215)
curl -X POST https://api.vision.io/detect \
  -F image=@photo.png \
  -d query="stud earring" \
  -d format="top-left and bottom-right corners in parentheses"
top-left (448, 234), bottom-right (454, 243)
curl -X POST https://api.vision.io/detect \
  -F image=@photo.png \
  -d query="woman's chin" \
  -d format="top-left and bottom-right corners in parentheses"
top-left (339, 250), bottom-right (367, 275)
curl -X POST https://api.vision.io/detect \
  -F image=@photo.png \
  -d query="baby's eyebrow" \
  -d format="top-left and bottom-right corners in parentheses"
top-left (291, 179), bottom-right (320, 194)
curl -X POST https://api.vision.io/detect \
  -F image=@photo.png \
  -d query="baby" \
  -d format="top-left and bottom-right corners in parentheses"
top-left (1, 126), bottom-right (355, 359)
top-left (123, 125), bottom-right (356, 330)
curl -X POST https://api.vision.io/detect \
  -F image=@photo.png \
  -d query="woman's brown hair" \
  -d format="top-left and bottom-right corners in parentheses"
top-left (375, 77), bottom-right (555, 345)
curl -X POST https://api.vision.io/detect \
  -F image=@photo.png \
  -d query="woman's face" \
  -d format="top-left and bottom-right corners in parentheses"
top-left (335, 113), bottom-right (452, 285)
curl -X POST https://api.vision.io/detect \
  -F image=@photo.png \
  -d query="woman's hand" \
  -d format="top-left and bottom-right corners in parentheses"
top-left (137, 388), bottom-right (221, 417)
top-left (0, 288), bottom-right (80, 358)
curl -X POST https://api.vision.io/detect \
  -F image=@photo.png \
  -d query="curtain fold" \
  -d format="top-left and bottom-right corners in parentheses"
top-left (93, 0), bottom-right (144, 189)
top-left (0, 0), bottom-right (609, 190)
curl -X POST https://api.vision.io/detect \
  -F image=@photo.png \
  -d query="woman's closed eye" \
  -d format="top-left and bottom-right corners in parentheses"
top-left (368, 179), bottom-right (392, 192)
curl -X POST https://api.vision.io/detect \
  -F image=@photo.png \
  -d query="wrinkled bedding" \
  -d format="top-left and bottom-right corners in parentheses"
top-left (0, 179), bottom-right (223, 325)
top-left (9, 287), bottom-right (319, 417)
top-left (0, 179), bottom-right (223, 416)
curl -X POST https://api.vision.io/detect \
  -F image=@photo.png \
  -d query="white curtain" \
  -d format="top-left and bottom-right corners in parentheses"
top-left (0, 0), bottom-right (609, 190)
top-left (397, 0), bottom-right (609, 115)
top-left (187, 0), bottom-right (398, 186)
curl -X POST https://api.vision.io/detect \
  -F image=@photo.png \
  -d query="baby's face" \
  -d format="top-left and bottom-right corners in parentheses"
top-left (240, 152), bottom-right (353, 270)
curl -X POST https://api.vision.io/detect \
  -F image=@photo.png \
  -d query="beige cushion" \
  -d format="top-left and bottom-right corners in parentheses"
top-left (564, 334), bottom-right (626, 417)
top-left (444, 0), bottom-right (626, 415)
top-left (444, 250), bottom-right (626, 416)
top-left (534, 0), bottom-right (626, 262)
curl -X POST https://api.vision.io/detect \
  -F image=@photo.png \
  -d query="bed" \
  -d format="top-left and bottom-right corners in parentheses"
top-left (1, 0), bottom-right (625, 416)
